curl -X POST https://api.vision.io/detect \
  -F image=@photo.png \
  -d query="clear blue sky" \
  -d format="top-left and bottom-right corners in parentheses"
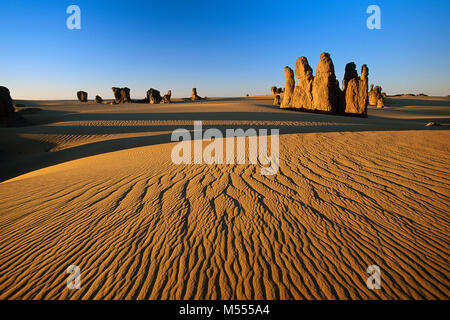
top-left (1, 0), bottom-right (449, 99)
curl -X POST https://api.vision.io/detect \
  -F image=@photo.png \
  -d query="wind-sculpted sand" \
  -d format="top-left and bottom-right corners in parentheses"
top-left (0, 96), bottom-right (449, 299)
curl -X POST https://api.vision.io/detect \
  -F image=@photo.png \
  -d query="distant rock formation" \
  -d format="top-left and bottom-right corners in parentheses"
top-left (271, 86), bottom-right (278, 95)
top-left (0, 86), bottom-right (26, 126)
top-left (280, 53), bottom-right (369, 116)
top-left (280, 66), bottom-right (295, 109)
top-left (77, 91), bottom-right (88, 102)
top-left (161, 90), bottom-right (172, 104)
top-left (312, 53), bottom-right (340, 113)
top-left (112, 87), bottom-right (131, 104)
top-left (291, 56), bottom-right (314, 110)
top-left (147, 88), bottom-right (162, 104)
top-left (192, 88), bottom-right (203, 101)
top-left (368, 84), bottom-right (384, 108)
top-left (0, 86), bottom-right (15, 120)
top-left (342, 63), bottom-right (369, 115)
top-left (273, 94), bottom-right (281, 105)
top-left (95, 95), bottom-right (103, 104)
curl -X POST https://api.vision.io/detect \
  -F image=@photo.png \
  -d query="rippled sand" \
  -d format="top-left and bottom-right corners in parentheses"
top-left (0, 96), bottom-right (449, 299)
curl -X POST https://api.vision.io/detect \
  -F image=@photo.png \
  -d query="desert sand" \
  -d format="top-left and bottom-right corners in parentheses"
top-left (0, 95), bottom-right (449, 299)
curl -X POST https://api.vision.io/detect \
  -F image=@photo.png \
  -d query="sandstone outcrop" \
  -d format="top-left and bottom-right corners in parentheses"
top-left (112, 87), bottom-right (131, 104)
top-left (95, 95), bottom-right (103, 103)
top-left (192, 88), bottom-right (203, 101)
top-left (280, 66), bottom-right (295, 109)
top-left (291, 56), bottom-right (314, 110)
top-left (271, 86), bottom-right (277, 95)
top-left (341, 63), bottom-right (369, 115)
top-left (280, 53), bottom-right (369, 116)
top-left (368, 84), bottom-right (384, 108)
top-left (161, 90), bottom-right (172, 104)
top-left (273, 94), bottom-right (281, 105)
top-left (312, 53), bottom-right (340, 112)
top-left (77, 91), bottom-right (88, 102)
top-left (147, 88), bottom-right (162, 104)
top-left (0, 86), bottom-right (26, 126)
top-left (0, 86), bottom-right (15, 120)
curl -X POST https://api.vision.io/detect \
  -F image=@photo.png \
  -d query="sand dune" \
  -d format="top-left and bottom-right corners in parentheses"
top-left (0, 96), bottom-right (449, 299)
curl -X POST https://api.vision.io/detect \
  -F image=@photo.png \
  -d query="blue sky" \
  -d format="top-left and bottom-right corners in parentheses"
top-left (1, 0), bottom-right (449, 99)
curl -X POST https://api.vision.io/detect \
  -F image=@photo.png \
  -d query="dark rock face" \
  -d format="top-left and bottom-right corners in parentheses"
top-left (1, 86), bottom-right (26, 126)
top-left (95, 95), bottom-right (103, 104)
top-left (161, 90), bottom-right (172, 104)
top-left (0, 86), bottom-right (15, 119)
top-left (77, 91), bottom-right (88, 102)
top-left (112, 87), bottom-right (131, 104)
top-left (192, 88), bottom-right (203, 101)
top-left (147, 88), bottom-right (162, 104)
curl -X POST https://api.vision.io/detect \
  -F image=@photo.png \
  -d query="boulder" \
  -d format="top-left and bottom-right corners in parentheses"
top-left (312, 53), bottom-right (340, 112)
top-left (77, 91), bottom-right (88, 102)
top-left (147, 88), bottom-right (162, 104)
top-left (95, 95), bottom-right (103, 104)
top-left (280, 66), bottom-right (295, 109)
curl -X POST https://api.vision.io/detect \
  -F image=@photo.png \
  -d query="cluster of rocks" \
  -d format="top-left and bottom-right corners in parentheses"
top-left (280, 52), bottom-right (369, 116)
top-left (76, 87), bottom-right (174, 104)
top-left (368, 84), bottom-right (384, 108)
top-left (271, 86), bottom-right (284, 95)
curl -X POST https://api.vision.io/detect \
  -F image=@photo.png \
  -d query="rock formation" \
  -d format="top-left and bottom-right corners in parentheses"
top-left (147, 88), bottom-right (162, 104)
top-left (271, 86), bottom-right (278, 95)
top-left (112, 87), bottom-right (131, 104)
top-left (77, 91), bottom-right (88, 102)
top-left (312, 53), bottom-right (340, 112)
top-left (192, 88), bottom-right (203, 101)
top-left (291, 56), bottom-right (314, 110)
top-left (368, 84), bottom-right (384, 107)
top-left (341, 63), bottom-right (369, 115)
top-left (0, 86), bottom-right (26, 126)
top-left (95, 95), bottom-right (103, 104)
top-left (0, 86), bottom-right (15, 120)
top-left (273, 94), bottom-right (281, 105)
top-left (279, 53), bottom-right (369, 116)
top-left (280, 66), bottom-right (295, 109)
top-left (161, 90), bottom-right (172, 104)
